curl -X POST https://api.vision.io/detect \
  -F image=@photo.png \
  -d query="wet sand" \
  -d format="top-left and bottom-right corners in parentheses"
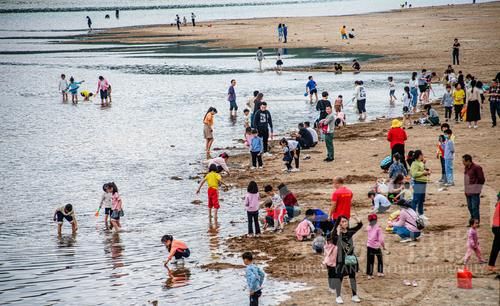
top-left (224, 104), bottom-right (500, 305)
top-left (79, 2), bottom-right (500, 80)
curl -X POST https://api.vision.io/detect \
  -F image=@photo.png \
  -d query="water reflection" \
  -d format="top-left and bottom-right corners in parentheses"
top-left (56, 233), bottom-right (77, 248)
top-left (207, 220), bottom-right (221, 260)
top-left (164, 266), bottom-right (191, 289)
top-left (103, 232), bottom-right (128, 282)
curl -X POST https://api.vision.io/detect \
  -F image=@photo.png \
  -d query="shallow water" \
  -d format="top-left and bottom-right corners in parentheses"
top-left (0, 4), bottom-right (448, 305)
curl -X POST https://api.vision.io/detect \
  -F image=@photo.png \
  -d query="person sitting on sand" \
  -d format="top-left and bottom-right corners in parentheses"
top-left (278, 183), bottom-right (300, 220)
top-left (348, 28), bottom-right (355, 39)
top-left (304, 121), bottom-right (318, 146)
top-left (368, 191), bottom-right (391, 214)
top-left (387, 174), bottom-right (405, 203)
top-left (388, 153), bottom-right (407, 179)
top-left (207, 152), bottom-right (230, 175)
top-left (294, 122), bottom-right (314, 149)
top-left (312, 229), bottom-right (326, 254)
top-left (424, 104), bottom-right (440, 126)
top-left (54, 203), bottom-right (78, 235)
top-left (390, 199), bottom-right (421, 242)
top-left (295, 210), bottom-right (316, 241)
top-left (162, 235), bottom-right (190, 265)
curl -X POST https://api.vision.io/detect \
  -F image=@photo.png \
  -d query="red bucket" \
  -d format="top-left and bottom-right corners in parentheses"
top-left (456, 268), bottom-right (472, 289)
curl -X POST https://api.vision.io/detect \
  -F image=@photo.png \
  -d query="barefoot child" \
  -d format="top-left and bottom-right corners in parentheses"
top-left (162, 235), bottom-right (190, 266)
top-left (464, 219), bottom-right (487, 265)
top-left (196, 164), bottom-right (227, 220)
top-left (53, 203), bottom-right (78, 235)
top-left (58, 74), bottom-right (69, 102)
top-left (245, 181), bottom-right (261, 237)
top-left (265, 185), bottom-right (285, 232)
top-left (98, 183), bottom-right (113, 229)
top-left (243, 109), bottom-right (251, 128)
top-left (366, 214), bottom-right (385, 279)
top-left (66, 77), bottom-right (84, 104)
top-left (109, 182), bottom-right (123, 231)
top-left (402, 86), bottom-right (412, 126)
top-left (242, 252), bottom-right (265, 306)
top-left (388, 76), bottom-right (396, 103)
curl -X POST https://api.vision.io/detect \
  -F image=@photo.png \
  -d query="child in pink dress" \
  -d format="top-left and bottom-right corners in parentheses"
top-left (463, 218), bottom-right (487, 265)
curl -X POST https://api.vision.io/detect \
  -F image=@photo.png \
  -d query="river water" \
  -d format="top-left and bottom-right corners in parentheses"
top-left (0, 0), bottom-right (454, 305)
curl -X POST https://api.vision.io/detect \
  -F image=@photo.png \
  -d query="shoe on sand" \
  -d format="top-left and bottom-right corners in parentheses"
top-left (335, 296), bottom-right (344, 304)
top-left (403, 279), bottom-right (411, 286)
top-left (400, 238), bottom-right (412, 243)
top-left (351, 295), bottom-right (361, 303)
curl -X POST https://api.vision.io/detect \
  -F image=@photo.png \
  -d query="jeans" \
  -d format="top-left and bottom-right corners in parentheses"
top-left (410, 87), bottom-right (418, 108)
top-left (444, 106), bottom-right (453, 120)
top-left (454, 104), bottom-right (464, 121)
top-left (488, 226), bottom-right (500, 267)
top-left (444, 158), bottom-right (454, 184)
top-left (439, 157), bottom-right (446, 181)
top-left (366, 247), bottom-right (383, 275)
top-left (286, 206), bottom-right (301, 219)
top-left (466, 194), bottom-right (480, 222)
top-left (250, 152), bottom-right (263, 167)
top-left (325, 133), bottom-right (334, 159)
top-left (247, 211), bottom-right (261, 235)
top-left (249, 289), bottom-right (262, 306)
top-left (412, 181), bottom-right (427, 215)
top-left (393, 226), bottom-right (421, 239)
top-left (341, 34), bottom-right (348, 39)
top-left (490, 100), bottom-right (500, 126)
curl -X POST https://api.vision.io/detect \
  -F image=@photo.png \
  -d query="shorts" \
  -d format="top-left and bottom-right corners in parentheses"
top-left (309, 88), bottom-right (318, 95)
top-left (229, 100), bottom-right (238, 111)
top-left (104, 207), bottom-right (112, 215)
top-left (100, 89), bottom-right (108, 99)
top-left (276, 60), bottom-right (283, 66)
top-left (56, 211), bottom-right (74, 224)
top-left (418, 85), bottom-right (427, 93)
top-left (357, 99), bottom-right (366, 113)
top-left (208, 187), bottom-right (220, 209)
top-left (389, 89), bottom-right (396, 96)
top-left (110, 209), bottom-right (121, 220)
top-left (203, 124), bottom-right (213, 139)
top-left (403, 106), bottom-right (409, 114)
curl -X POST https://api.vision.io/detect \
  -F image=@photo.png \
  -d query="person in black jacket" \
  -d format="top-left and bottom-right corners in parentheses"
top-left (328, 215), bottom-right (363, 304)
top-left (253, 102), bottom-right (273, 154)
top-left (294, 122), bottom-right (314, 149)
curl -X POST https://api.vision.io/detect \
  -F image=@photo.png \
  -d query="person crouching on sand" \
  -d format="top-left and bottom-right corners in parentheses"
top-left (265, 185), bottom-right (285, 232)
top-left (162, 235), bottom-right (190, 265)
top-left (54, 203), bottom-right (78, 235)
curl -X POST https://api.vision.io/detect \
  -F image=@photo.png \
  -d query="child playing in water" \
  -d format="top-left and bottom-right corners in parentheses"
top-left (402, 86), bottom-right (413, 126)
top-left (196, 164), bottom-right (228, 220)
top-left (249, 129), bottom-right (263, 169)
top-left (66, 77), bottom-right (84, 104)
top-left (366, 214), bottom-right (385, 279)
top-left (265, 185), bottom-right (285, 232)
top-left (80, 90), bottom-right (93, 101)
top-left (53, 203), bottom-right (78, 235)
top-left (109, 182), bottom-right (123, 231)
top-left (245, 181), bottom-right (261, 237)
top-left (58, 74), bottom-right (68, 102)
top-left (295, 209), bottom-right (316, 241)
top-left (242, 252), bottom-right (265, 306)
top-left (162, 235), bottom-right (190, 266)
top-left (388, 76), bottom-right (396, 103)
top-left (334, 95), bottom-right (343, 112)
top-left (243, 109), bottom-right (251, 128)
top-left (463, 219), bottom-right (487, 265)
top-left (98, 183), bottom-right (113, 229)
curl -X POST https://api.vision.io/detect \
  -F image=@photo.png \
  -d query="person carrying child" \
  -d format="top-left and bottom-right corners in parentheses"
top-left (249, 129), bottom-right (263, 169)
top-left (265, 185), bottom-right (285, 232)
top-left (98, 183), bottom-right (113, 229)
top-left (196, 164), bottom-right (228, 221)
top-left (295, 209), bottom-right (316, 241)
top-left (162, 235), bottom-right (190, 265)
top-left (53, 203), bottom-right (78, 235)
top-left (366, 214), bottom-right (385, 279)
top-left (280, 138), bottom-right (300, 172)
top-left (245, 181), bottom-right (261, 237)
top-left (242, 252), bottom-right (265, 306)
top-left (463, 218), bottom-right (487, 265)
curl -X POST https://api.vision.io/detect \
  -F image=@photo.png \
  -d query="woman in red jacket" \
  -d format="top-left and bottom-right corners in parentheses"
top-left (387, 119), bottom-right (408, 171)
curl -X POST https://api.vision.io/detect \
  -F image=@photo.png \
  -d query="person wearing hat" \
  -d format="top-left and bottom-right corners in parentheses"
top-left (390, 199), bottom-right (421, 243)
top-left (366, 214), bottom-right (385, 279)
top-left (387, 119), bottom-right (408, 171)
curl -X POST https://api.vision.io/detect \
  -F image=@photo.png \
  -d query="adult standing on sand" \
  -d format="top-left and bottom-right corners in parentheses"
top-left (256, 47), bottom-right (265, 71)
top-left (452, 38), bottom-right (460, 65)
top-left (462, 154), bottom-right (485, 223)
top-left (227, 79), bottom-right (237, 116)
top-left (253, 102), bottom-right (273, 155)
top-left (486, 79), bottom-right (500, 127)
top-left (203, 107), bottom-right (217, 158)
top-left (283, 24), bottom-right (288, 43)
top-left (387, 119), bottom-right (408, 170)
top-left (329, 177), bottom-right (353, 222)
top-left (327, 215), bottom-right (363, 304)
top-left (191, 13), bottom-right (196, 27)
top-left (321, 105), bottom-right (335, 162)
top-left (465, 80), bottom-right (482, 129)
top-left (340, 25), bottom-right (348, 40)
top-left (486, 193), bottom-right (499, 272)
top-left (176, 15), bottom-right (181, 30)
top-left (86, 16), bottom-right (92, 31)
top-left (410, 150), bottom-right (430, 218)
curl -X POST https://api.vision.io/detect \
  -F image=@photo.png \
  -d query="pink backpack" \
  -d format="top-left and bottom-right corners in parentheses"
top-left (322, 242), bottom-right (338, 267)
top-left (295, 220), bottom-right (311, 241)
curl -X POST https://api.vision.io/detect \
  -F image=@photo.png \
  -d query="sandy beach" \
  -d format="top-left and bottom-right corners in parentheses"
top-left (79, 2), bottom-right (500, 305)
top-left (79, 2), bottom-right (500, 80)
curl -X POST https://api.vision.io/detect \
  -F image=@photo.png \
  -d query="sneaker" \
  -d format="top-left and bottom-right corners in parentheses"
top-left (474, 125), bottom-right (478, 129)
top-left (258, 166), bottom-right (263, 169)
top-left (367, 275), bottom-right (373, 280)
top-left (403, 279), bottom-right (411, 286)
top-left (335, 296), bottom-right (344, 304)
top-left (263, 152), bottom-right (273, 157)
top-left (400, 238), bottom-right (412, 243)
top-left (351, 295), bottom-right (361, 303)
top-left (324, 158), bottom-right (333, 162)
top-left (282, 168), bottom-right (290, 172)
top-left (250, 166), bottom-right (256, 170)
top-left (377, 273), bottom-right (385, 277)
top-left (290, 168), bottom-right (300, 172)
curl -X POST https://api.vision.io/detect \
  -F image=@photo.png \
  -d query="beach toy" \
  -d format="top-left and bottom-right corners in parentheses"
top-left (380, 155), bottom-right (392, 171)
top-left (304, 92), bottom-right (308, 97)
top-left (95, 208), bottom-right (100, 217)
top-left (456, 268), bottom-right (472, 289)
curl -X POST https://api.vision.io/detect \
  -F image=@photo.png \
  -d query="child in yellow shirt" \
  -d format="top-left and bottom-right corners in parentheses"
top-left (452, 84), bottom-right (465, 122)
top-left (196, 164), bottom-right (227, 220)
